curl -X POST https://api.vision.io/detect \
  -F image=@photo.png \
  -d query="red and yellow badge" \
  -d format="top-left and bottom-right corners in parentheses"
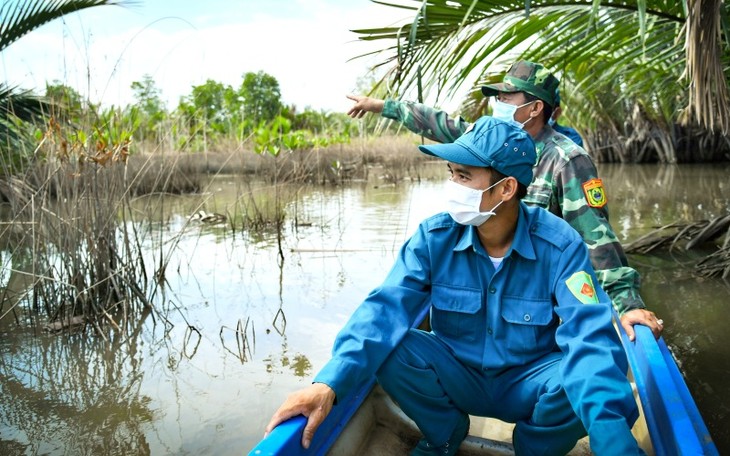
top-left (565, 271), bottom-right (599, 304)
top-left (582, 178), bottom-right (607, 208)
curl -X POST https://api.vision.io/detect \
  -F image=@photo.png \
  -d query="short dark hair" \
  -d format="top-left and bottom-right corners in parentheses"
top-left (488, 168), bottom-right (528, 200)
top-left (522, 92), bottom-right (553, 125)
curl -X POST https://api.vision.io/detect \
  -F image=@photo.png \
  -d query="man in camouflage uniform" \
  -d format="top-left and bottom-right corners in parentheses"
top-left (346, 61), bottom-right (663, 340)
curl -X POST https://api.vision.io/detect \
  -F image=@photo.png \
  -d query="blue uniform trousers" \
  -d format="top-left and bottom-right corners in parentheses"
top-left (376, 329), bottom-right (587, 456)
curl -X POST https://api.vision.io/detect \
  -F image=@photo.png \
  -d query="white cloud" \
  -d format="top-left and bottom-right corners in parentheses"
top-left (1, 0), bottom-right (412, 113)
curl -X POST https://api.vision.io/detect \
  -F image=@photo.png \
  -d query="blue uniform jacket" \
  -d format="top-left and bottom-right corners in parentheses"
top-left (315, 202), bottom-right (639, 441)
top-left (553, 123), bottom-right (585, 147)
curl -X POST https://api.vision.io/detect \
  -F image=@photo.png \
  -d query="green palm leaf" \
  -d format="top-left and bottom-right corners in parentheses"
top-left (1, 0), bottom-right (127, 52)
top-left (353, 0), bottom-right (730, 160)
top-left (0, 83), bottom-right (47, 121)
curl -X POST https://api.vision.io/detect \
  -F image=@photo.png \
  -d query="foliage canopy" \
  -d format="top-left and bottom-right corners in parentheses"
top-left (352, 0), bottom-right (730, 162)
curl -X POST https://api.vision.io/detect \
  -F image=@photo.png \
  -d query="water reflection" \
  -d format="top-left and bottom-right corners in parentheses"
top-left (219, 317), bottom-right (254, 363)
top-left (599, 162), bottom-right (730, 451)
top-left (0, 319), bottom-right (153, 455)
top-left (597, 163), bottom-right (730, 240)
top-left (635, 251), bottom-right (730, 443)
top-left (0, 162), bottom-right (728, 454)
top-left (264, 338), bottom-right (313, 378)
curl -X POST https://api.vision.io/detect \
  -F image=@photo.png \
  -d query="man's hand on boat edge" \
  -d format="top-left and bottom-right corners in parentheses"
top-left (264, 382), bottom-right (336, 449)
top-left (621, 308), bottom-right (664, 342)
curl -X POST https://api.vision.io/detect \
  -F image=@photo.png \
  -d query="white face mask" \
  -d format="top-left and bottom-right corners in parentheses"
top-left (444, 178), bottom-right (506, 226)
top-left (491, 99), bottom-right (535, 129)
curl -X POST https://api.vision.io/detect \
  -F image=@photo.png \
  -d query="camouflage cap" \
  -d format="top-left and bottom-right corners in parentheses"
top-left (481, 61), bottom-right (560, 107)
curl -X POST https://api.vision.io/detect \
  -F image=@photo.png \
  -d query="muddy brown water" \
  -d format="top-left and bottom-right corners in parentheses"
top-left (0, 161), bottom-right (728, 455)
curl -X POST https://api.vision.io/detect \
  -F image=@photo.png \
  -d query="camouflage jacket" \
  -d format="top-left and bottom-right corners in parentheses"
top-left (382, 99), bottom-right (645, 315)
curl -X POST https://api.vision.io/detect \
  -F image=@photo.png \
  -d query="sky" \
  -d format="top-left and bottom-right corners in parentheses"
top-left (1, 0), bottom-right (417, 113)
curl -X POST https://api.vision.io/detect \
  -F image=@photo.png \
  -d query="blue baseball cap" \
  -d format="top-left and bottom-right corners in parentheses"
top-left (418, 117), bottom-right (537, 186)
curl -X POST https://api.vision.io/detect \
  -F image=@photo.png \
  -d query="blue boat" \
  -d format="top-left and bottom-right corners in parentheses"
top-left (249, 324), bottom-right (718, 455)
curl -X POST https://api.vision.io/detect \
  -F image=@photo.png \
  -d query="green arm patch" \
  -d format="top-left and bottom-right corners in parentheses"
top-left (566, 271), bottom-right (599, 304)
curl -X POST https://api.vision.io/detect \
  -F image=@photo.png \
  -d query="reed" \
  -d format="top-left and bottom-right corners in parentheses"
top-left (0, 125), bottom-right (431, 335)
top-left (0, 118), bottom-right (203, 336)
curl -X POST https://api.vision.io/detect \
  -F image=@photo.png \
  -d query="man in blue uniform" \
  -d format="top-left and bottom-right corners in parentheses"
top-left (264, 117), bottom-right (642, 455)
top-left (550, 88), bottom-right (584, 147)
top-left (346, 61), bottom-right (664, 344)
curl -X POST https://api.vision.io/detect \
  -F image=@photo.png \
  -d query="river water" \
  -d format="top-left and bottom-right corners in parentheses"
top-left (1, 161), bottom-right (728, 455)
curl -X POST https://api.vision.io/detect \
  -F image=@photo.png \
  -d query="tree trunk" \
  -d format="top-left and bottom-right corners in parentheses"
top-left (681, 0), bottom-right (730, 135)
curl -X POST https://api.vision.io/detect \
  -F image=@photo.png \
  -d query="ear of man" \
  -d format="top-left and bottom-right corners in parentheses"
top-left (531, 99), bottom-right (546, 122)
top-left (498, 176), bottom-right (520, 202)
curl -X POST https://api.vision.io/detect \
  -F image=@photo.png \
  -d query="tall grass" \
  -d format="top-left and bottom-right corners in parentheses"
top-left (0, 114), bottom-right (204, 336)
top-left (0, 117), bottom-right (430, 336)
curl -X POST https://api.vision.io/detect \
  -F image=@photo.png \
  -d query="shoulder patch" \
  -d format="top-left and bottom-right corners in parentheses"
top-left (582, 178), bottom-right (607, 208)
top-left (566, 271), bottom-right (599, 304)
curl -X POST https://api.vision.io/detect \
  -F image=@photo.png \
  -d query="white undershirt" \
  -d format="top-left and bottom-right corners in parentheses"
top-left (489, 255), bottom-right (504, 270)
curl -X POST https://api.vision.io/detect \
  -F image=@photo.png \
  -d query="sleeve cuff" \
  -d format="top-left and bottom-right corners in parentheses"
top-left (588, 419), bottom-right (642, 455)
top-left (313, 357), bottom-right (363, 400)
top-left (381, 99), bottom-right (400, 120)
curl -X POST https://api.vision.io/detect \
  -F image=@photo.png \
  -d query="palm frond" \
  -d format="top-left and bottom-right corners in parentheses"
top-left (0, 83), bottom-right (49, 121)
top-left (353, 0), bottom-right (730, 154)
top-left (0, 0), bottom-right (127, 52)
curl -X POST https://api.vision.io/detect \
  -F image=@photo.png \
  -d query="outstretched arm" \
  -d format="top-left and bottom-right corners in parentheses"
top-left (264, 382), bottom-right (336, 449)
top-left (346, 94), bottom-right (384, 118)
top-left (347, 94), bottom-right (469, 144)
